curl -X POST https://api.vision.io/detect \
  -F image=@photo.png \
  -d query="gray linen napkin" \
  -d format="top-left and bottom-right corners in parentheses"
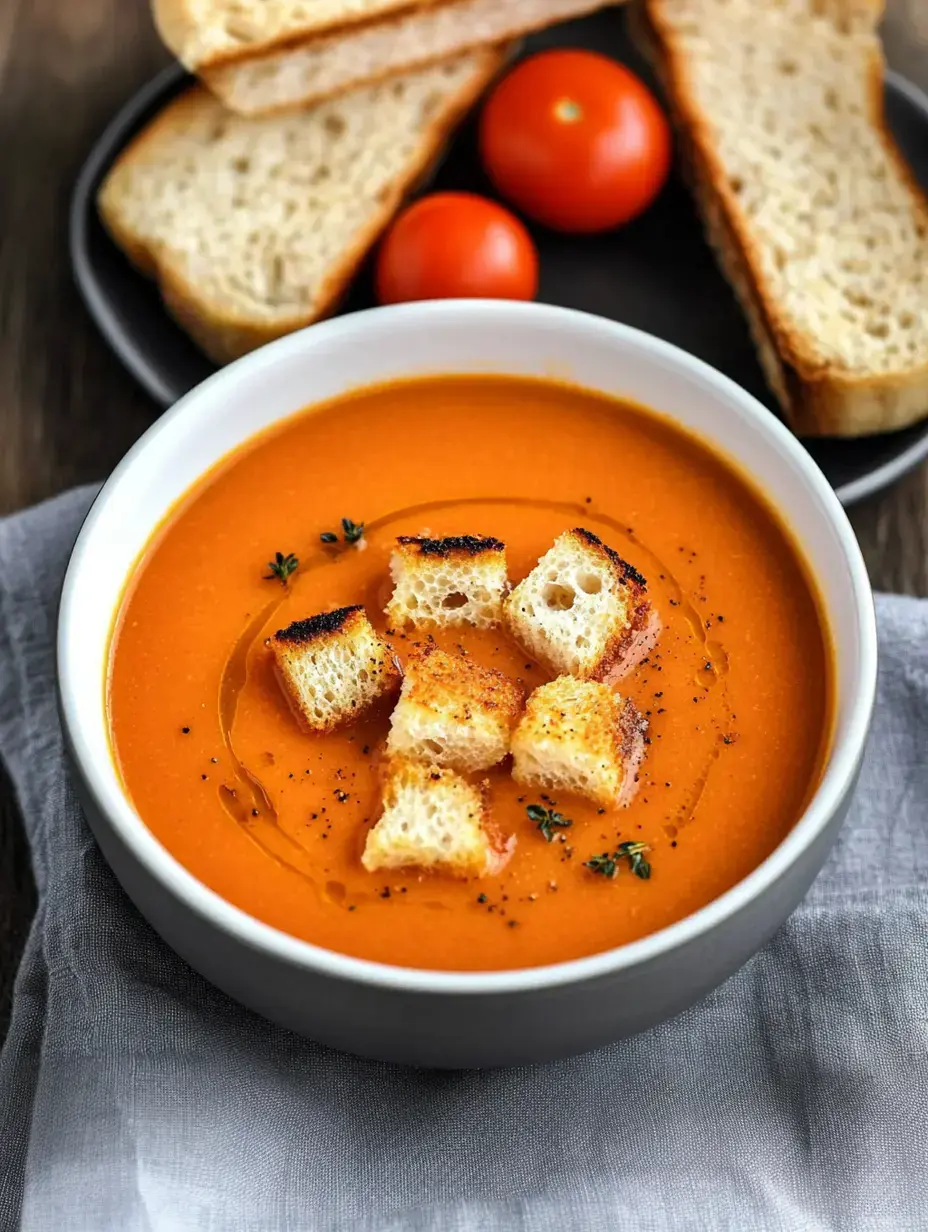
top-left (0, 486), bottom-right (927, 1232)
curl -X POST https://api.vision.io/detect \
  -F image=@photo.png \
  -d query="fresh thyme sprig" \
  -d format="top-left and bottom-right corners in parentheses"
top-left (526, 803), bottom-right (573, 843)
top-left (584, 841), bottom-right (651, 880)
top-left (264, 551), bottom-right (299, 585)
top-left (583, 851), bottom-right (618, 878)
top-left (617, 841), bottom-right (651, 879)
top-left (320, 517), bottom-right (365, 546)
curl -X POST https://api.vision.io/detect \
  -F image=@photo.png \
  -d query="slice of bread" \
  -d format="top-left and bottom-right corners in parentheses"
top-left (155, 0), bottom-right (459, 71)
top-left (504, 529), bottom-right (657, 682)
top-left (270, 606), bottom-right (401, 732)
top-left (511, 676), bottom-right (647, 808)
top-left (362, 758), bottom-right (514, 876)
top-left (386, 644), bottom-right (523, 772)
top-left (96, 51), bottom-right (504, 364)
top-left (203, 0), bottom-right (622, 116)
top-left (636, 0), bottom-right (928, 436)
top-left (385, 535), bottom-right (509, 630)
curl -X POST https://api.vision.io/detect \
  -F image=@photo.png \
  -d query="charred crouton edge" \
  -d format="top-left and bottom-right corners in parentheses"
top-left (386, 533), bottom-right (509, 630)
top-left (270, 605), bottom-right (401, 733)
top-left (273, 605), bottom-right (363, 643)
top-left (395, 534), bottom-right (505, 557)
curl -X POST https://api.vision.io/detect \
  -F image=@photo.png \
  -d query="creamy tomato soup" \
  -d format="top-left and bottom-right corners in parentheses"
top-left (107, 374), bottom-right (833, 971)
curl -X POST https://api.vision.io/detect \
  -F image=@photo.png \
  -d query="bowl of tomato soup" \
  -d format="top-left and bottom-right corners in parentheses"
top-left (58, 301), bottom-right (876, 1067)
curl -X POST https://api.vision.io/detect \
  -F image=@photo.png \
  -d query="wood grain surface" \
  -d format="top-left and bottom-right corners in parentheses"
top-left (0, 0), bottom-right (926, 1042)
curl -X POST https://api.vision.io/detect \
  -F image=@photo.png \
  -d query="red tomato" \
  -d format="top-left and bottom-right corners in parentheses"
top-left (479, 50), bottom-right (672, 234)
top-left (375, 192), bottom-right (538, 305)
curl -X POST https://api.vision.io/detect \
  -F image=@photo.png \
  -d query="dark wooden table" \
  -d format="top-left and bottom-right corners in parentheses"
top-left (0, 0), bottom-right (926, 1040)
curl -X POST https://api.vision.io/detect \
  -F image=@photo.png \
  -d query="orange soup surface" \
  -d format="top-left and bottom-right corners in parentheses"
top-left (108, 375), bottom-right (832, 971)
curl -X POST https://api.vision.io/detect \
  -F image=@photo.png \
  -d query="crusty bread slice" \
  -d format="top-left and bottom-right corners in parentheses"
top-left (511, 677), bottom-right (647, 808)
top-left (202, 0), bottom-right (623, 116)
top-left (504, 529), bottom-right (657, 682)
top-left (270, 606), bottom-right (401, 732)
top-left (155, 0), bottom-right (460, 71)
top-left (636, 0), bottom-right (928, 437)
top-left (96, 51), bottom-right (504, 364)
top-left (386, 644), bottom-right (523, 772)
top-left (386, 535), bottom-right (509, 630)
top-left (362, 758), bottom-right (514, 876)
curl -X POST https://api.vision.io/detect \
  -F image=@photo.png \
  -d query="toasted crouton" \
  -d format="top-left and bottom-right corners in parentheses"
top-left (362, 758), bottom-right (513, 877)
top-left (385, 534), bottom-right (508, 630)
top-left (504, 529), bottom-right (657, 682)
top-left (270, 606), bottom-right (400, 733)
top-left (511, 677), bottom-right (647, 809)
top-left (386, 645), bottom-right (523, 773)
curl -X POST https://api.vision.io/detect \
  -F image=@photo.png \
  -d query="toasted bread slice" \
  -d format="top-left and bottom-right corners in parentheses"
top-left (635, 0), bottom-right (928, 437)
top-left (385, 535), bottom-right (509, 630)
top-left (155, 0), bottom-right (460, 71)
top-left (511, 677), bottom-right (647, 808)
top-left (504, 529), bottom-right (657, 682)
top-left (96, 52), bottom-right (505, 364)
top-left (203, 0), bottom-right (623, 116)
top-left (270, 606), bottom-right (400, 732)
top-left (362, 758), bottom-right (513, 876)
top-left (386, 644), bottom-right (523, 772)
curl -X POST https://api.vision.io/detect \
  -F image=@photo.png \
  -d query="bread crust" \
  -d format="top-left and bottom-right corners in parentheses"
top-left (200, 0), bottom-right (624, 116)
top-left (634, 0), bottom-right (928, 437)
top-left (386, 532), bottom-right (509, 630)
top-left (97, 49), bottom-right (506, 365)
top-left (154, 0), bottom-right (465, 71)
top-left (568, 529), bottom-right (655, 683)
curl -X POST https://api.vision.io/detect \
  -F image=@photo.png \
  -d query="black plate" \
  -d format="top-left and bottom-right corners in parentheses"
top-left (71, 11), bottom-right (928, 506)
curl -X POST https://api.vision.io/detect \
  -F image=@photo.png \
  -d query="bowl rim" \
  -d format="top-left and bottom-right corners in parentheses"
top-left (57, 300), bottom-right (878, 997)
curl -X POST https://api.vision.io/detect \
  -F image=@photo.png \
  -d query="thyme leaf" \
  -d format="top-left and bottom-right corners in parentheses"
top-left (264, 551), bottom-right (298, 584)
top-left (526, 803), bottom-right (573, 843)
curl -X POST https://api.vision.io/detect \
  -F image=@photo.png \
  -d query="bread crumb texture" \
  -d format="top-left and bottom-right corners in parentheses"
top-left (386, 643), bottom-right (523, 772)
top-left (653, 0), bottom-right (928, 377)
top-left (204, 0), bottom-right (616, 116)
top-left (156, 0), bottom-right (426, 68)
top-left (362, 757), bottom-right (513, 876)
top-left (511, 676), bottom-right (647, 808)
top-left (270, 605), bottom-right (400, 732)
top-left (386, 534), bottom-right (509, 629)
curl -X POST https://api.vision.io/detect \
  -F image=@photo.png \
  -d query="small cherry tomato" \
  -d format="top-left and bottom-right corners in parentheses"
top-left (375, 191), bottom-right (539, 305)
top-left (479, 49), bottom-right (672, 234)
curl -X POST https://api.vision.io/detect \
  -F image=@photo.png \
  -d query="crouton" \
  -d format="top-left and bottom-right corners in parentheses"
top-left (362, 758), bottom-right (513, 877)
top-left (386, 644), bottom-right (523, 773)
top-left (270, 605), bottom-right (400, 733)
top-left (385, 534), bottom-right (508, 630)
top-left (511, 677), bottom-right (647, 809)
top-left (504, 529), bottom-right (658, 682)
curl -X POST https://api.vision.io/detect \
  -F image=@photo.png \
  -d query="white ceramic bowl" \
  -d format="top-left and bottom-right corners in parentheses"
top-left (58, 301), bottom-right (877, 1068)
